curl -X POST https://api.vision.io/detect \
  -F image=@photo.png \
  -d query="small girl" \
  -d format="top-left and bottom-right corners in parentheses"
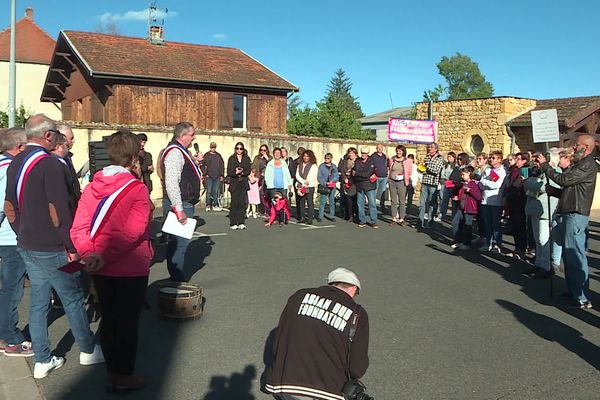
top-left (451, 166), bottom-right (481, 250)
top-left (265, 191), bottom-right (291, 227)
top-left (247, 168), bottom-right (260, 218)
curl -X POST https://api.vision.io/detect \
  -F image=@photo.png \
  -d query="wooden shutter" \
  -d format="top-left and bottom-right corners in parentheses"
top-left (247, 95), bottom-right (262, 132)
top-left (218, 92), bottom-right (233, 129)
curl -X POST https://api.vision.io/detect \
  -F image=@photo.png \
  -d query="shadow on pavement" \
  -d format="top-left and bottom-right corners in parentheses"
top-left (202, 365), bottom-right (256, 400)
top-left (497, 299), bottom-right (600, 370)
top-left (259, 327), bottom-right (277, 393)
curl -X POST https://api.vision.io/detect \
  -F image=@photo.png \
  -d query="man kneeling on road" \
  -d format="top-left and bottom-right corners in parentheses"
top-left (265, 268), bottom-right (370, 400)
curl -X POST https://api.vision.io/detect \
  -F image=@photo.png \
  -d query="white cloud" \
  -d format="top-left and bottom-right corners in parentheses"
top-left (212, 33), bottom-right (227, 40)
top-left (100, 8), bottom-right (177, 24)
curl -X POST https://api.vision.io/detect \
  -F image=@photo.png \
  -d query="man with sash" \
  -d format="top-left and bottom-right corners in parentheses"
top-left (0, 128), bottom-right (32, 357)
top-left (4, 114), bottom-right (103, 379)
top-left (57, 123), bottom-right (81, 208)
top-left (160, 122), bottom-right (202, 282)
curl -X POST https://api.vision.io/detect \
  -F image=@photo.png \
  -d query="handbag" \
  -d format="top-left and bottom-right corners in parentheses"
top-left (444, 180), bottom-right (455, 189)
top-left (317, 184), bottom-right (331, 195)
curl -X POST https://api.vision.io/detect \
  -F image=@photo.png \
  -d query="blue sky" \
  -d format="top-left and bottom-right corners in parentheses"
top-left (2, 0), bottom-right (599, 115)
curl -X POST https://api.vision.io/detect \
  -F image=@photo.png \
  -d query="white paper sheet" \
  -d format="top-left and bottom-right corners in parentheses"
top-left (161, 211), bottom-right (197, 239)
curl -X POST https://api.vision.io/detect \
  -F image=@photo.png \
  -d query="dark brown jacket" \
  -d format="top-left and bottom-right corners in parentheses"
top-left (265, 285), bottom-right (369, 400)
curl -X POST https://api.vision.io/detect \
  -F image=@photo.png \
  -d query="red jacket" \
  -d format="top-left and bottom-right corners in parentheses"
top-left (268, 198), bottom-right (291, 225)
top-left (70, 166), bottom-right (153, 277)
top-left (457, 180), bottom-right (482, 215)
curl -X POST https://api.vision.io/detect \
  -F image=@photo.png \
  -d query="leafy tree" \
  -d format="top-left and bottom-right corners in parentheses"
top-left (423, 53), bottom-right (494, 101)
top-left (0, 105), bottom-right (32, 128)
top-left (287, 105), bottom-right (320, 137)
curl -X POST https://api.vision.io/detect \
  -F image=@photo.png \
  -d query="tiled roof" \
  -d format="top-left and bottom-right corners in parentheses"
top-left (61, 30), bottom-right (298, 92)
top-left (359, 107), bottom-right (414, 125)
top-left (0, 15), bottom-right (56, 64)
top-left (508, 96), bottom-right (600, 127)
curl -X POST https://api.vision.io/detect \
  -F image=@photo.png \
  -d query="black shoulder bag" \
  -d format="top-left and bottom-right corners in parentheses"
top-left (342, 309), bottom-right (374, 400)
top-left (317, 166), bottom-right (334, 195)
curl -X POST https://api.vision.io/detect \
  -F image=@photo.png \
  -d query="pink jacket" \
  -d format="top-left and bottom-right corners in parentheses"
top-left (388, 157), bottom-right (413, 186)
top-left (268, 198), bottom-right (291, 225)
top-left (457, 180), bottom-right (482, 215)
top-left (70, 166), bottom-right (153, 277)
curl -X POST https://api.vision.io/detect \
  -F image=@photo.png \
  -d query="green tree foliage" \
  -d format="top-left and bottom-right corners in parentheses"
top-left (0, 105), bottom-right (32, 128)
top-left (423, 53), bottom-right (494, 101)
top-left (287, 69), bottom-right (372, 139)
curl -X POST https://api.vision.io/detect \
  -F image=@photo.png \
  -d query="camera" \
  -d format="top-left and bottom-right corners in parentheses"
top-left (342, 379), bottom-right (374, 400)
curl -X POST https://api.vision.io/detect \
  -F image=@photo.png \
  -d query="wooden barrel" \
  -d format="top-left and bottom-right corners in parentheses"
top-left (158, 283), bottom-right (203, 321)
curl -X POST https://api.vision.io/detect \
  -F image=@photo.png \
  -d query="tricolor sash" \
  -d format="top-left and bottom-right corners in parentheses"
top-left (16, 148), bottom-right (49, 209)
top-left (90, 178), bottom-right (141, 241)
top-left (160, 142), bottom-right (202, 181)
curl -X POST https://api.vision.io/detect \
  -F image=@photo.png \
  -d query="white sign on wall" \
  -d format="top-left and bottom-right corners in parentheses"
top-left (531, 109), bottom-right (560, 143)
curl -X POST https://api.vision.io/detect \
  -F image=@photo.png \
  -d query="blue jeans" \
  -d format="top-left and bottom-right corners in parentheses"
top-left (204, 177), bottom-right (221, 208)
top-left (551, 215), bottom-right (562, 266)
top-left (18, 249), bottom-right (95, 363)
top-left (481, 204), bottom-right (503, 247)
top-left (375, 177), bottom-right (388, 208)
top-left (357, 189), bottom-right (377, 224)
top-left (166, 202), bottom-right (195, 282)
top-left (560, 213), bottom-right (589, 303)
top-left (418, 184), bottom-right (437, 226)
top-left (318, 188), bottom-right (336, 220)
top-left (0, 246), bottom-right (26, 344)
top-left (439, 187), bottom-right (453, 218)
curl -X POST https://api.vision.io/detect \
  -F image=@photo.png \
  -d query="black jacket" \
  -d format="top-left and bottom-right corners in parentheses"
top-left (541, 154), bottom-right (597, 216)
top-left (352, 157), bottom-right (376, 193)
top-left (265, 285), bottom-right (369, 400)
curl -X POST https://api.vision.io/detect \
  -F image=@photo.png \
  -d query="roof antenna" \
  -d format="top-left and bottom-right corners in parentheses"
top-left (148, 1), bottom-right (167, 45)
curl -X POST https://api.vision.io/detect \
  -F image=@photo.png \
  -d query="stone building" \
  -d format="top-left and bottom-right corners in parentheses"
top-left (414, 95), bottom-right (600, 158)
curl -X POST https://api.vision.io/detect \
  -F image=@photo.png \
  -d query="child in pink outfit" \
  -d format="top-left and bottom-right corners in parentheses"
top-left (247, 169), bottom-right (260, 218)
top-left (265, 191), bottom-right (291, 227)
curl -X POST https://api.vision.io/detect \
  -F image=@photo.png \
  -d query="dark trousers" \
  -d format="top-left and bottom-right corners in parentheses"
top-left (406, 185), bottom-right (415, 214)
top-left (297, 188), bottom-right (315, 222)
top-left (93, 275), bottom-right (148, 376)
top-left (508, 200), bottom-right (527, 251)
top-left (343, 193), bottom-right (357, 221)
top-left (229, 184), bottom-right (247, 226)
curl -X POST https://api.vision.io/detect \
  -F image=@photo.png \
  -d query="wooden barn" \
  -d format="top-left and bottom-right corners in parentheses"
top-left (40, 30), bottom-right (299, 133)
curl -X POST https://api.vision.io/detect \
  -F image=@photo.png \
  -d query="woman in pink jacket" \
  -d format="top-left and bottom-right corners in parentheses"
top-left (387, 145), bottom-right (413, 226)
top-left (71, 131), bottom-right (153, 394)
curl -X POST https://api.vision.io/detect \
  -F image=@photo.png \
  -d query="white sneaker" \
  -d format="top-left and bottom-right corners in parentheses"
top-left (451, 243), bottom-right (460, 249)
top-left (34, 356), bottom-right (65, 379)
top-left (252, 212), bottom-right (257, 219)
top-left (213, 206), bottom-right (222, 212)
top-left (433, 216), bottom-right (442, 222)
top-left (80, 344), bottom-right (105, 366)
top-left (424, 213), bottom-right (429, 221)
top-left (238, 224), bottom-right (247, 230)
top-left (205, 207), bottom-right (211, 212)
top-left (230, 225), bottom-right (239, 230)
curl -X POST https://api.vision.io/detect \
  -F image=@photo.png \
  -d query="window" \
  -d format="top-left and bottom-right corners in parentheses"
top-left (233, 95), bottom-right (246, 130)
top-left (470, 135), bottom-right (484, 154)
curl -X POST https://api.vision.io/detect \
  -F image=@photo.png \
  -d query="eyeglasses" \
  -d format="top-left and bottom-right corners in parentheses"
top-left (235, 147), bottom-right (244, 150)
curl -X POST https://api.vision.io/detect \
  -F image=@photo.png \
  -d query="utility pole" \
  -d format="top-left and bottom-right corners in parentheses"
top-left (8, 0), bottom-right (17, 127)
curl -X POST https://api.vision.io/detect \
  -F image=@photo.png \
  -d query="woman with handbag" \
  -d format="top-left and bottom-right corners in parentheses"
top-left (317, 153), bottom-right (339, 222)
top-left (70, 131), bottom-right (152, 394)
top-left (295, 149), bottom-right (318, 224)
top-left (387, 145), bottom-right (412, 226)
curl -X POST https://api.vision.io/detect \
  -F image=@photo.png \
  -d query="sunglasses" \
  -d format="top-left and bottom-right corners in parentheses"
top-left (235, 147), bottom-right (244, 150)
top-left (260, 149), bottom-right (267, 152)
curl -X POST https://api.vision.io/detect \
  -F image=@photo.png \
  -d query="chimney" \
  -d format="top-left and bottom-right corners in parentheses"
top-left (148, 25), bottom-right (164, 45)
top-left (25, 7), bottom-right (33, 20)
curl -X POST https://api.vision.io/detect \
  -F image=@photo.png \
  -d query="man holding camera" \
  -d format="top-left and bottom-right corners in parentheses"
top-left (537, 134), bottom-right (597, 309)
top-left (265, 268), bottom-right (370, 400)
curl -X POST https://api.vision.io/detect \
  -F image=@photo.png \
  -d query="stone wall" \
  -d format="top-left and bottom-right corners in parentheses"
top-left (67, 122), bottom-right (416, 202)
top-left (415, 97), bottom-right (536, 159)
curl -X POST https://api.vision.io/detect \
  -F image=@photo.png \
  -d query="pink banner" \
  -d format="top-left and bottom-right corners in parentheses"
top-left (387, 118), bottom-right (437, 143)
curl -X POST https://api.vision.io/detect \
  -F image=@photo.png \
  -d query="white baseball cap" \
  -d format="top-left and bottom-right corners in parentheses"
top-left (327, 268), bottom-right (361, 290)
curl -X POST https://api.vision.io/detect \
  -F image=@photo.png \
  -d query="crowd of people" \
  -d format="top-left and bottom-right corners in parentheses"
top-left (0, 115), bottom-right (597, 398)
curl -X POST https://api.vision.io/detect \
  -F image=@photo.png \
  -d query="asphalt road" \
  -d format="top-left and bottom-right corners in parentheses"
top-left (14, 208), bottom-right (600, 399)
